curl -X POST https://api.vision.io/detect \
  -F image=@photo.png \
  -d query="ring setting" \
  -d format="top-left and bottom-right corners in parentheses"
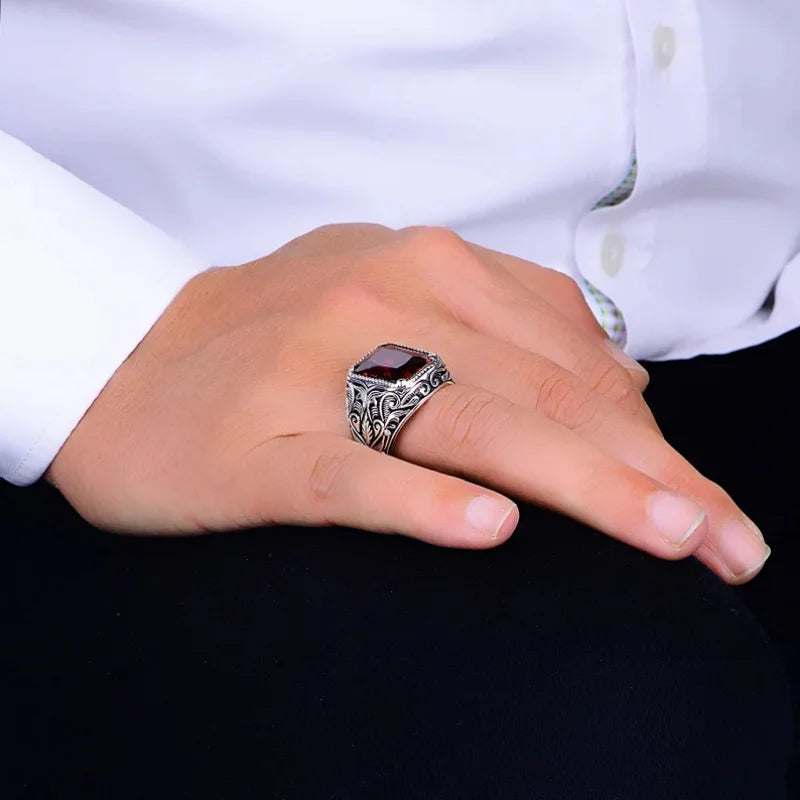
top-left (346, 343), bottom-right (453, 454)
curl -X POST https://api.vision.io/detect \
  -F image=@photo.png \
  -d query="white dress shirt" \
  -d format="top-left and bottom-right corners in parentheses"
top-left (2, 0), bottom-right (800, 485)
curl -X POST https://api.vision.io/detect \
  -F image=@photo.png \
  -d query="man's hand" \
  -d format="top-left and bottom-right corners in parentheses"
top-left (48, 224), bottom-right (770, 583)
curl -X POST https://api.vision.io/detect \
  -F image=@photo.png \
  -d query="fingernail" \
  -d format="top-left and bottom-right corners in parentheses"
top-left (465, 495), bottom-right (518, 540)
top-left (605, 340), bottom-right (650, 386)
top-left (717, 519), bottom-right (771, 580)
top-left (648, 491), bottom-right (707, 548)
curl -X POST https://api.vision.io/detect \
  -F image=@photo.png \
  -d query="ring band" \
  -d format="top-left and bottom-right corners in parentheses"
top-left (346, 342), bottom-right (453, 454)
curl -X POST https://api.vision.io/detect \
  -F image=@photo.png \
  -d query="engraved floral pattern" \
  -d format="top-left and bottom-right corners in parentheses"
top-left (346, 358), bottom-right (452, 453)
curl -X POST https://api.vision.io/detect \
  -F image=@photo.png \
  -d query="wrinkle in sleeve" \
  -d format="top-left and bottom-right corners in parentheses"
top-left (0, 132), bottom-right (207, 485)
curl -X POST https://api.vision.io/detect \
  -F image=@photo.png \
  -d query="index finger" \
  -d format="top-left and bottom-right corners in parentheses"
top-left (467, 242), bottom-right (650, 389)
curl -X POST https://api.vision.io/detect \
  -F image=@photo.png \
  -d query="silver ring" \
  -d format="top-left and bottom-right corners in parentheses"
top-left (346, 342), bottom-right (453, 454)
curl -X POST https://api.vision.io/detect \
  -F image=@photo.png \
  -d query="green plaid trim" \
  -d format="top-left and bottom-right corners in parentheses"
top-left (580, 153), bottom-right (637, 347)
top-left (581, 279), bottom-right (628, 343)
top-left (592, 156), bottom-right (638, 211)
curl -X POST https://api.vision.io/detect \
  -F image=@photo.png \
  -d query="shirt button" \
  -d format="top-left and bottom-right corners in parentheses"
top-left (653, 25), bottom-right (676, 70)
top-left (601, 233), bottom-right (625, 276)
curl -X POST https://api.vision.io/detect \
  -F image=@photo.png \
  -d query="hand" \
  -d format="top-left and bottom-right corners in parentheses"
top-left (48, 224), bottom-right (770, 583)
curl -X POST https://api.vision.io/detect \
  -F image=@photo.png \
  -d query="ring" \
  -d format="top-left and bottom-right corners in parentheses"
top-left (346, 342), bottom-right (454, 454)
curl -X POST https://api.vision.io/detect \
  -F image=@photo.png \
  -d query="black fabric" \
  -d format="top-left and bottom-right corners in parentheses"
top-left (2, 328), bottom-right (798, 799)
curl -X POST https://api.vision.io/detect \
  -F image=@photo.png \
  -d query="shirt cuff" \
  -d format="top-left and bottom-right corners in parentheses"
top-left (0, 132), bottom-right (208, 485)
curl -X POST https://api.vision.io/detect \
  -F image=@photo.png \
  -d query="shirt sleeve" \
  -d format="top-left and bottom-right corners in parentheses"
top-left (0, 131), bottom-right (208, 486)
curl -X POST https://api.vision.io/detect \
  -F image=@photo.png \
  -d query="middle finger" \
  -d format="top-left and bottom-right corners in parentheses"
top-left (441, 252), bottom-right (651, 400)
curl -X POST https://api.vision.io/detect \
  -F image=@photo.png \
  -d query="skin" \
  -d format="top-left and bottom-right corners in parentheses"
top-left (47, 223), bottom-right (770, 584)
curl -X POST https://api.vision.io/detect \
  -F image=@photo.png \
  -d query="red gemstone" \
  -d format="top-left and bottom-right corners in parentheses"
top-left (354, 345), bottom-right (430, 382)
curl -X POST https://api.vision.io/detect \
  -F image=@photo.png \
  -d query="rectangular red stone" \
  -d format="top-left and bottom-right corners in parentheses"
top-left (353, 345), bottom-right (429, 382)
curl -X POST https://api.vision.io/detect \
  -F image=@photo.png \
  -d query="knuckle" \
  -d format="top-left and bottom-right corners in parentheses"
top-left (434, 387), bottom-right (510, 453)
top-left (308, 447), bottom-right (354, 504)
top-left (309, 221), bottom-right (393, 242)
top-left (586, 363), bottom-right (641, 414)
top-left (535, 369), bottom-right (599, 430)
top-left (399, 225), bottom-right (472, 265)
top-left (566, 286), bottom-right (602, 325)
top-left (397, 228), bottom-right (495, 304)
top-left (550, 269), bottom-right (585, 298)
top-left (539, 269), bottom-right (603, 330)
top-left (544, 269), bottom-right (591, 307)
top-left (306, 222), bottom-right (344, 239)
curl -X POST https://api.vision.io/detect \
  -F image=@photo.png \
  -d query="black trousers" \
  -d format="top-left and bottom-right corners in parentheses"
top-left (3, 328), bottom-right (798, 800)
